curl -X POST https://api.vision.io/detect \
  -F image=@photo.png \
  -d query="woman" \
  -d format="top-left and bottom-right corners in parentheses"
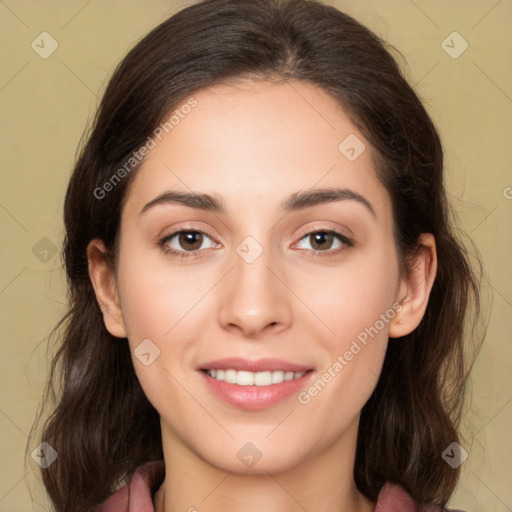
top-left (29, 0), bottom-right (482, 510)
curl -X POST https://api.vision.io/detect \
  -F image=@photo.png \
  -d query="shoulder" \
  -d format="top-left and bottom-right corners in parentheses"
top-left (98, 460), bottom-right (165, 512)
top-left (376, 482), bottom-right (467, 512)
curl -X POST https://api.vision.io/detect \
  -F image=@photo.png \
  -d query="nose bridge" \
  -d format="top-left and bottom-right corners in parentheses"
top-left (217, 232), bottom-right (291, 336)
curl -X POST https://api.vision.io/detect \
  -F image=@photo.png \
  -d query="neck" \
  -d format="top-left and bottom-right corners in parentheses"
top-left (154, 418), bottom-right (375, 512)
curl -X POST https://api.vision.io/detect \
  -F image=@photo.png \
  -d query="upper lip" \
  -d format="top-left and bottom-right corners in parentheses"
top-left (198, 357), bottom-right (312, 373)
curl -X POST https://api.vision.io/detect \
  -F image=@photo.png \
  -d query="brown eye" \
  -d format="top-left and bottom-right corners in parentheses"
top-left (294, 229), bottom-right (353, 257)
top-left (309, 232), bottom-right (335, 250)
top-left (177, 231), bottom-right (204, 251)
top-left (159, 229), bottom-right (216, 258)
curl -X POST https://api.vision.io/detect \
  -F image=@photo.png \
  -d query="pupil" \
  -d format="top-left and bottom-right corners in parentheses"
top-left (177, 232), bottom-right (333, 252)
top-left (312, 232), bottom-right (331, 250)
top-left (181, 232), bottom-right (202, 250)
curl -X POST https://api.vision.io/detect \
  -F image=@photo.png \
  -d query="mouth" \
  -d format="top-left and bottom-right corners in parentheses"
top-left (197, 357), bottom-right (315, 410)
top-left (202, 368), bottom-right (310, 386)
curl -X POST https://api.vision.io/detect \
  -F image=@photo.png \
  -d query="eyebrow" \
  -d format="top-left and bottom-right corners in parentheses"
top-left (140, 187), bottom-right (376, 218)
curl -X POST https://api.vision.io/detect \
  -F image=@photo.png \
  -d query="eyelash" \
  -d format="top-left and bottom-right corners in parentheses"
top-left (158, 228), bottom-right (354, 260)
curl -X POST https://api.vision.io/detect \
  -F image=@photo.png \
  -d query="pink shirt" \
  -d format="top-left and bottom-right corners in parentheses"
top-left (99, 460), bottom-right (466, 512)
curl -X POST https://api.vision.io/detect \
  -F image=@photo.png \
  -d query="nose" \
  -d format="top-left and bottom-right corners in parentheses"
top-left (217, 243), bottom-right (292, 339)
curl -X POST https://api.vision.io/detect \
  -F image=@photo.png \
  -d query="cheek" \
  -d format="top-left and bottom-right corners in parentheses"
top-left (298, 246), bottom-right (399, 407)
top-left (296, 285), bottom-right (394, 445)
top-left (114, 241), bottom-right (215, 398)
top-left (116, 245), bottom-right (209, 342)
top-left (114, 251), bottom-right (202, 422)
top-left (299, 246), bottom-right (399, 347)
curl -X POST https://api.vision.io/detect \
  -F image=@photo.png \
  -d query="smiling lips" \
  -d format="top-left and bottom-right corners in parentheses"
top-left (199, 357), bottom-right (314, 410)
top-left (200, 356), bottom-right (312, 373)
top-left (206, 368), bottom-right (306, 386)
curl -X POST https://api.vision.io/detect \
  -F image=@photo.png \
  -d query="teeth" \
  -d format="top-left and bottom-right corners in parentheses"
top-left (205, 369), bottom-right (306, 386)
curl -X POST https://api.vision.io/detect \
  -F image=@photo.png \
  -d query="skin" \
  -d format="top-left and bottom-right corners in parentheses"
top-left (88, 79), bottom-right (437, 512)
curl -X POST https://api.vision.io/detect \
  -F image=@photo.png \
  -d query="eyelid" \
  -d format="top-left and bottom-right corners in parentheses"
top-left (293, 223), bottom-right (353, 244)
top-left (158, 225), bottom-right (219, 247)
top-left (291, 227), bottom-right (353, 253)
top-left (158, 223), bottom-right (354, 258)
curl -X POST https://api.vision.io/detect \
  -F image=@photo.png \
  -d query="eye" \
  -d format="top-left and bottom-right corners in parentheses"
top-left (159, 229), bottom-right (217, 259)
top-left (294, 229), bottom-right (353, 257)
top-left (158, 228), bottom-right (353, 260)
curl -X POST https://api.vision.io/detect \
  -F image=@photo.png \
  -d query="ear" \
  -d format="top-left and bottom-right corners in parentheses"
top-left (87, 239), bottom-right (128, 338)
top-left (389, 233), bottom-right (437, 338)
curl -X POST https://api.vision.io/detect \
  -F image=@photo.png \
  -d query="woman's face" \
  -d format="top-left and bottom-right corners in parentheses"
top-left (97, 79), bottom-right (409, 473)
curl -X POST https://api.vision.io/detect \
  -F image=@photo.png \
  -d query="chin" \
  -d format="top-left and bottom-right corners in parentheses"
top-left (199, 439), bottom-right (312, 475)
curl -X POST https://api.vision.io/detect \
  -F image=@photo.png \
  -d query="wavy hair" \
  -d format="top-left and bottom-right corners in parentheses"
top-left (27, 0), bottom-right (484, 510)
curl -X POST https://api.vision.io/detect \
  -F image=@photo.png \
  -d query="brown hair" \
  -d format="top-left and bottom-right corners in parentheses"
top-left (27, 0), bottom-right (484, 510)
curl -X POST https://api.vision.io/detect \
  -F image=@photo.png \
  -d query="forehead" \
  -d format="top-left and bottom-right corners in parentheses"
top-left (122, 79), bottom-right (392, 225)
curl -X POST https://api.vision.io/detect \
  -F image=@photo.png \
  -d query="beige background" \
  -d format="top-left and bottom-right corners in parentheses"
top-left (0, 0), bottom-right (511, 510)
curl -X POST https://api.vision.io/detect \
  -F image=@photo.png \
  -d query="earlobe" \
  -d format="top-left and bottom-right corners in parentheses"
top-left (389, 233), bottom-right (437, 339)
top-left (87, 239), bottom-right (128, 339)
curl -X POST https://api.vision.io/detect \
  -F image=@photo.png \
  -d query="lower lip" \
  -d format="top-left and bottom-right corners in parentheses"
top-left (199, 370), bottom-right (314, 410)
